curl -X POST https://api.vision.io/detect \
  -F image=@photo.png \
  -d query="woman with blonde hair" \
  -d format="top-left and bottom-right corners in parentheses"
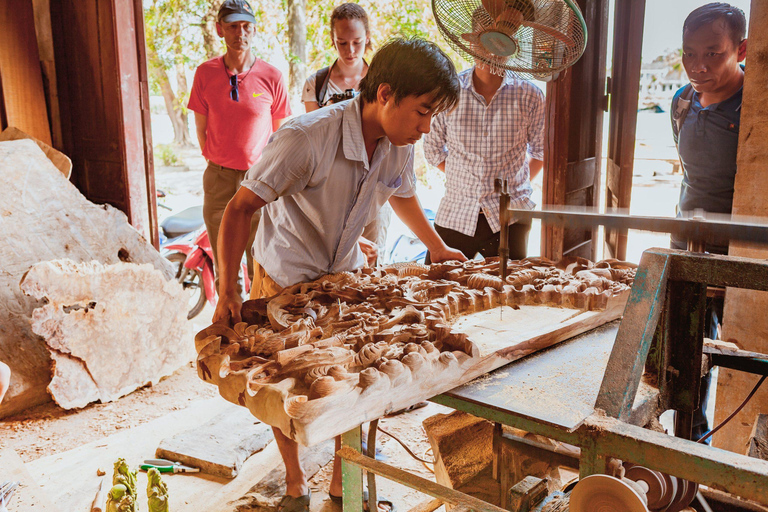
top-left (302, 3), bottom-right (391, 266)
top-left (302, 3), bottom-right (372, 111)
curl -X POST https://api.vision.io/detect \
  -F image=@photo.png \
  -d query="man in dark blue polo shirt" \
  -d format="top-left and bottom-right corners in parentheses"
top-left (670, 2), bottom-right (748, 442)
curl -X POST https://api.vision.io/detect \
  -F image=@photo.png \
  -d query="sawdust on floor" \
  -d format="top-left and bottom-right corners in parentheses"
top-left (0, 361), bottom-right (217, 462)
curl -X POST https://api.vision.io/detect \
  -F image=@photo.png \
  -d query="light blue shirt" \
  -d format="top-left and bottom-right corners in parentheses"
top-left (241, 96), bottom-right (415, 287)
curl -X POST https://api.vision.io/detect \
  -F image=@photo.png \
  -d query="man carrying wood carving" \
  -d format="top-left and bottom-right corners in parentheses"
top-left (670, 2), bottom-right (748, 443)
top-left (188, 0), bottom-right (291, 291)
top-left (213, 38), bottom-right (466, 512)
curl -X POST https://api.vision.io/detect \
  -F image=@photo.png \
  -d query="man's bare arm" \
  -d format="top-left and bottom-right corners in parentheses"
top-left (272, 117), bottom-right (288, 132)
top-left (194, 112), bottom-right (208, 151)
top-left (214, 187), bottom-right (268, 324)
top-left (388, 195), bottom-right (466, 263)
top-left (529, 158), bottom-right (544, 181)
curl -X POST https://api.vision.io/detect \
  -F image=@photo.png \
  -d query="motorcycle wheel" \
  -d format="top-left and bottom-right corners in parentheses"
top-left (166, 252), bottom-right (207, 320)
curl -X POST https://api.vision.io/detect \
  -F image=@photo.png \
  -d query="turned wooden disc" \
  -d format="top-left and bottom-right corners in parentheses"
top-left (570, 475), bottom-right (649, 512)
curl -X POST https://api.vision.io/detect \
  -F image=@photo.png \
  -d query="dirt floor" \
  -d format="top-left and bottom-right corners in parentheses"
top-left (0, 297), bottom-right (450, 511)
top-left (0, 361), bottom-right (218, 462)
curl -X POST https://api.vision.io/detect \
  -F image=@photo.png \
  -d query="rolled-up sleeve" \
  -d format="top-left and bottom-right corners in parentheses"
top-left (424, 111), bottom-right (449, 167)
top-left (241, 126), bottom-right (314, 202)
top-left (526, 86), bottom-right (545, 160)
top-left (392, 149), bottom-right (416, 198)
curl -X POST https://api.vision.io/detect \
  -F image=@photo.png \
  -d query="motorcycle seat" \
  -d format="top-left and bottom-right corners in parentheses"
top-left (161, 205), bottom-right (204, 239)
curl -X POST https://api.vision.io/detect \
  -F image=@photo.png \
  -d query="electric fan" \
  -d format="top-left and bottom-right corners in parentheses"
top-left (432, 0), bottom-right (588, 79)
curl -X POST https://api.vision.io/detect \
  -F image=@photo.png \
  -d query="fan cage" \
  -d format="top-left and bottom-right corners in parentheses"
top-left (432, 0), bottom-right (587, 79)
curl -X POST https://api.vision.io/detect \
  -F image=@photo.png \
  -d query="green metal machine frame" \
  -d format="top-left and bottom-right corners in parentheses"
top-left (339, 248), bottom-right (768, 511)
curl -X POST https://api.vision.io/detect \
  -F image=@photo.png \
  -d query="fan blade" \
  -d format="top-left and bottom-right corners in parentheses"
top-left (461, 32), bottom-right (481, 44)
top-left (519, 20), bottom-right (574, 47)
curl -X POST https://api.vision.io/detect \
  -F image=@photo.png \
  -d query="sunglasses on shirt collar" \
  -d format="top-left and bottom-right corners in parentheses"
top-left (230, 74), bottom-right (240, 102)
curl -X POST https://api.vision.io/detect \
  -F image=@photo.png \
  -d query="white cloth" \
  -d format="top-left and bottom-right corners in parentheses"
top-left (241, 96), bottom-right (415, 287)
top-left (424, 67), bottom-right (545, 237)
top-left (301, 70), bottom-right (351, 107)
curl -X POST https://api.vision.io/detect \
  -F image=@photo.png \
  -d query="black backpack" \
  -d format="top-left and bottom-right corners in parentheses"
top-left (672, 83), bottom-right (694, 145)
top-left (313, 59), bottom-right (368, 107)
top-left (314, 62), bottom-right (334, 107)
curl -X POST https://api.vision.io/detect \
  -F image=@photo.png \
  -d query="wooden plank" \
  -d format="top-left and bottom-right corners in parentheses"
top-left (207, 302), bottom-right (627, 447)
top-left (604, 0), bottom-right (646, 260)
top-left (596, 251), bottom-right (669, 420)
top-left (0, 0), bottom-right (52, 145)
top-left (338, 447), bottom-right (507, 512)
top-left (0, 449), bottom-right (56, 511)
top-left (714, 0), bottom-right (768, 454)
top-left (156, 407), bottom-right (273, 478)
top-left (31, 0), bottom-right (63, 149)
top-left (749, 415), bottom-right (768, 461)
top-left (542, 0), bottom-right (610, 261)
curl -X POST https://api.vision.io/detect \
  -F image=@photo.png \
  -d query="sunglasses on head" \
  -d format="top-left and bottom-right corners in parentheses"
top-left (230, 74), bottom-right (239, 102)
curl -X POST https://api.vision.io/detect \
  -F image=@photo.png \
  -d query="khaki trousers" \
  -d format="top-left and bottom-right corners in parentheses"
top-left (250, 260), bottom-right (284, 299)
top-left (203, 162), bottom-right (261, 292)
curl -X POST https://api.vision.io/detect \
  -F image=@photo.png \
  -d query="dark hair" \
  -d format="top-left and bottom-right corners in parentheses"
top-left (683, 3), bottom-right (747, 47)
top-left (330, 3), bottom-right (372, 53)
top-left (358, 38), bottom-right (460, 114)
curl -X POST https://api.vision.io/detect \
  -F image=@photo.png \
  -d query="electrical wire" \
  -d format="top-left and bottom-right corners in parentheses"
top-left (376, 426), bottom-right (435, 465)
top-left (697, 374), bottom-right (767, 444)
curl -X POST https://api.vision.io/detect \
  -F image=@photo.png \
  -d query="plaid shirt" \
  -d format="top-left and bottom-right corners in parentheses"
top-left (424, 68), bottom-right (545, 236)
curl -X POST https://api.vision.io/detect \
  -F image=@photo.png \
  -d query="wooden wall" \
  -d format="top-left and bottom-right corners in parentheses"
top-left (713, 0), bottom-right (768, 453)
top-left (0, 0), bottom-right (156, 245)
top-left (0, 0), bottom-right (52, 145)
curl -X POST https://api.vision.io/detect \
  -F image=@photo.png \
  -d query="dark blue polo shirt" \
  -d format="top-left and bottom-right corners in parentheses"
top-left (672, 84), bottom-right (742, 216)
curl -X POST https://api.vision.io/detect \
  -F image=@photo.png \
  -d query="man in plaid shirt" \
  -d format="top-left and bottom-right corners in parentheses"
top-left (423, 63), bottom-right (545, 262)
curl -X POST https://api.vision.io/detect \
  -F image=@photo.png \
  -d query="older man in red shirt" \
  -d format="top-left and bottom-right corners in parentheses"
top-left (188, 0), bottom-right (291, 289)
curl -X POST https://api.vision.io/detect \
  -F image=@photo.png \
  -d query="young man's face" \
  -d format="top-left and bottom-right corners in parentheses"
top-left (682, 18), bottom-right (746, 96)
top-left (380, 91), bottom-right (438, 146)
top-left (216, 20), bottom-right (255, 52)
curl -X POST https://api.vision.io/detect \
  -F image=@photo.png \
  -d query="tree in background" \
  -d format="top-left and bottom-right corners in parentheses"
top-left (145, 0), bottom-right (465, 147)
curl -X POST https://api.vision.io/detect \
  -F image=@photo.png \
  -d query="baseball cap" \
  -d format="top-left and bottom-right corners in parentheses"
top-left (218, 0), bottom-right (257, 24)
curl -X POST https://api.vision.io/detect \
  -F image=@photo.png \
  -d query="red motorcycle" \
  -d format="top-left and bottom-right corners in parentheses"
top-left (160, 206), bottom-right (250, 319)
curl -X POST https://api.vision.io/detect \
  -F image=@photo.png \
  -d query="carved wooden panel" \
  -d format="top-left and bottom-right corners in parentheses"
top-left (196, 257), bottom-right (635, 445)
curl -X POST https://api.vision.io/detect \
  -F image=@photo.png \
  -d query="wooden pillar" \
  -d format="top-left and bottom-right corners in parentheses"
top-left (713, 0), bottom-right (768, 453)
top-left (542, 0), bottom-right (610, 261)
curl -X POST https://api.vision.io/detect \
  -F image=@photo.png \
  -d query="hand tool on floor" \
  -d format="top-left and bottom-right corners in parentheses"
top-left (140, 459), bottom-right (200, 474)
top-left (0, 480), bottom-right (18, 511)
top-left (91, 476), bottom-right (107, 512)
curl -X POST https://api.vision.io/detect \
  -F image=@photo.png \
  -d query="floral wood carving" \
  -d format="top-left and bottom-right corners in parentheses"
top-left (196, 256), bottom-right (636, 445)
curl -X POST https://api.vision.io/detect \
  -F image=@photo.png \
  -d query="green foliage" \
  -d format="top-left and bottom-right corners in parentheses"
top-left (302, 0), bottom-right (465, 72)
top-left (144, 0), bottom-right (467, 106)
top-left (154, 144), bottom-right (184, 166)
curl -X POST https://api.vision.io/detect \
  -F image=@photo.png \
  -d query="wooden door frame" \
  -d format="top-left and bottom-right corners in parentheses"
top-left (542, 0), bottom-right (610, 261)
top-left (605, 0), bottom-right (646, 260)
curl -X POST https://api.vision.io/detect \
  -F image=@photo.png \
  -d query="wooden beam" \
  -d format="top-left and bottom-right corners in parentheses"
top-left (714, 0), bottom-right (768, 454)
top-left (0, 0), bottom-right (52, 145)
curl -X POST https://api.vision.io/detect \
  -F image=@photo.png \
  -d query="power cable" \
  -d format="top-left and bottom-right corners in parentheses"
top-left (697, 375), bottom-right (767, 444)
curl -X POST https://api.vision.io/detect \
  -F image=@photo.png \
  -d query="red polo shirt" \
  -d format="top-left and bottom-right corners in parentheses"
top-left (188, 56), bottom-right (291, 171)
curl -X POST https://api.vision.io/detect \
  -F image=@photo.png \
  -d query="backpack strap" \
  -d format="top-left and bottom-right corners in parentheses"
top-left (315, 61), bottom-right (335, 107)
top-left (673, 84), bottom-right (695, 141)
